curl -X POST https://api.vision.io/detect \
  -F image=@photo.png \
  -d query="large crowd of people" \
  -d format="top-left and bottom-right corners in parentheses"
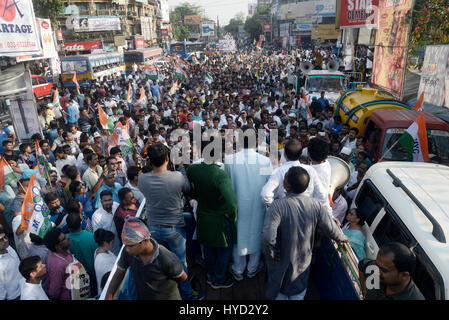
top-left (0, 44), bottom-right (423, 301)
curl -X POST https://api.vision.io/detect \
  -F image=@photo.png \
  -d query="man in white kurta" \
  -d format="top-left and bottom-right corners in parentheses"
top-left (224, 131), bottom-right (273, 280)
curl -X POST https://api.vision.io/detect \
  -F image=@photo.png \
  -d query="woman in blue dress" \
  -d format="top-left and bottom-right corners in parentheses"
top-left (342, 208), bottom-right (366, 260)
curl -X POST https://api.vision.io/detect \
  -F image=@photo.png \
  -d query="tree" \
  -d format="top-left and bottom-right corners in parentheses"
top-left (244, 13), bottom-right (263, 41)
top-left (33, 0), bottom-right (64, 26)
top-left (224, 13), bottom-right (245, 38)
top-left (169, 2), bottom-right (202, 41)
top-left (408, 0), bottom-right (449, 69)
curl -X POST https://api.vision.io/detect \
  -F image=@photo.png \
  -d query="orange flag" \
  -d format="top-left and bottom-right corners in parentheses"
top-left (126, 83), bottom-right (132, 103)
top-left (73, 73), bottom-right (80, 94)
top-left (414, 92), bottom-right (424, 112)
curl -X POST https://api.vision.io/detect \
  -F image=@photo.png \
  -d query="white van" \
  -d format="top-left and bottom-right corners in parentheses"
top-left (351, 162), bottom-right (449, 300)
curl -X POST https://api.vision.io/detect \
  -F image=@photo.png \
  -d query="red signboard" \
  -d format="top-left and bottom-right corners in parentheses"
top-left (160, 29), bottom-right (168, 37)
top-left (339, 0), bottom-right (379, 28)
top-left (135, 38), bottom-right (145, 49)
top-left (263, 23), bottom-right (272, 32)
top-left (56, 30), bottom-right (63, 41)
top-left (64, 41), bottom-right (102, 52)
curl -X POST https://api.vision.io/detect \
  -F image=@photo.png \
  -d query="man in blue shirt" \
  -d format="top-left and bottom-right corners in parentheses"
top-left (150, 82), bottom-right (160, 103)
top-left (318, 91), bottom-right (330, 112)
top-left (63, 100), bottom-right (77, 125)
top-left (93, 171), bottom-right (122, 209)
top-left (0, 119), bottom-right (15, 155)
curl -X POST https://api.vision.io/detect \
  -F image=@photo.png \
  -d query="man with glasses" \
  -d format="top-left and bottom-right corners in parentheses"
top-left (0, 224), bottom-right (23, 300)
top-left (105, 217), bottom-right (187, 300)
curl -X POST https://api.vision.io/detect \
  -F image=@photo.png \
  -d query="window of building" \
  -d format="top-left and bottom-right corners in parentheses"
top-left (96, 3), bottom-right (107, 11)
top-left (322, 16), bottom-right (336, 24)
top-left (76, 2), bottom-right (88, 11)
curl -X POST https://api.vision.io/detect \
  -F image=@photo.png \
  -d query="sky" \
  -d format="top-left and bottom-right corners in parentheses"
top-left (168, 0), bottom-right (255, 26)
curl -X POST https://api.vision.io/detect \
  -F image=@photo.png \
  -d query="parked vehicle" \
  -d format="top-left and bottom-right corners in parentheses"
top-left (31, 74), bottom-right (55, 100)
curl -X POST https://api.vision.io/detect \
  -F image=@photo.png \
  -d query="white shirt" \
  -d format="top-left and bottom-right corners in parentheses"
top-left (56, 155), bottom-right (76, 176)
top-left (260, 160), bottom-right (332, 217)
top-left (0, 246), bottom-right (24, 300)
top-left (91, 202), bottom-right (120, 255)
top-left (20, 282), bottom-right (49, 300)
top-left (345, 170), bottom-right (359, 200)
top-left (12, 215), bottom-right (31, 260)
top-left (94, 250), bottom-right (116, 295)
top-left (342, 137), bottom-right (357, 153)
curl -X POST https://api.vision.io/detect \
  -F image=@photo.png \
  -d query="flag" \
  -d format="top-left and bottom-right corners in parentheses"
top-left (137, 87), bottom-right (145, 104)
top-left (126, 83), bottom-right (133, 103)
top-left (169, 80), bottom-right (178, 95)
top-left (53, 88), bottom-right (61, 109)
top-left (397, 113), bottom-right (429, 162)
top-left (98, 103), bottom-right (114, 133)
top-left (175, 63), bottom-right (188, 81)
top-left (0, 157), bottom-right (17, 193)
top-left (414, 92), bottom-right (424, 112)
top-left (174, 55), bottom-right (187, 69)
top-left (144, 65), bottom-right (158, 80)
top-left (205, 72), bottom-right (213, 84)
top-left (35, 141), bottom-right (50, 179)
top-left (256, 35), bottom-right (263, 50)
top-left (109, 122), bottom-right (134, 158)
top-left (73, 73), bottom-right (80, 95)
top-left (21, 174), bottom-right (52, 239)
top-left (303, 93), bottom-right (314, 121)
top-left (192, 56), bottom-right (199, 65)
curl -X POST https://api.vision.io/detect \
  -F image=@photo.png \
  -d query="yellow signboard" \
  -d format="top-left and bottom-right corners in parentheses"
top-left (312, 24), bottom-right (340, 41)
top-left (184, 15), bottom-right (202, 25)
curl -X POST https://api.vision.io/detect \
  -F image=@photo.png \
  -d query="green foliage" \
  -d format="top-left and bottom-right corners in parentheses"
top-left (244, 13), bottom-right (264, 41)
top-left (170, 2), bottom-right (202, 41)
top-left (224, 13), bottom-right (245, 37)
top-left (408, 0), bottom-right (449, 70)
top-left (33, 0), bottom-right (64, 26)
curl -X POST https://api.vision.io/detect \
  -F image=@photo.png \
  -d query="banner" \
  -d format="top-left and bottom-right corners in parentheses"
top-left (201, 23), bottom-right (215, 37)
top-left (72, 16), bottom-right (121, 32)
top-left (140, 16), bottom-right (153, 41)
top-left (263, 23), bottom-right (272, 32)
top-left (63, 40), bottom-right (102, 52)
top-left (339, 0), bottom-right (379, 28)
top-left (184, 15), bottom-right (201, 25)
top-left (15, 18), bottom-right (58, 61)
top-left (248, 3), bottom-right (257, 17)
top-left (371, 0), bottom-right (413, 99)
top-left (0, 0), bottom-right (41, 56)
top-left (280, 1), bottom-right (336, 20)
top-left (218, 40), bottom-right (236, 53)
top-left (417, 45), bottom-right (449, 108)
top-left (21, 174), bottom-right (52, 238)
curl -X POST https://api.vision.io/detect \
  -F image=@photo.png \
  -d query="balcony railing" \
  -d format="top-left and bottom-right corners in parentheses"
top-left (96, 9), bottom-right (111, 16)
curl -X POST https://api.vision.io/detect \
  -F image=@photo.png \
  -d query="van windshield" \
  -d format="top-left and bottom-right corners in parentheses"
top-left (306, 76), bottom-right (345, 93)
top-left (381, 128), bottom-right (449, 163)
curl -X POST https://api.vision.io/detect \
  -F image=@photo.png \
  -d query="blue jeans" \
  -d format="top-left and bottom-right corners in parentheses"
top-left (203, 219), bottom-right (234, 284)
top-left (149, 224), bottom-right (194, 298)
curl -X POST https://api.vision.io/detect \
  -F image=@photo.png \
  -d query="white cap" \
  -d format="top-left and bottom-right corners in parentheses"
top-left (340, 147), bottom-right (352, 156)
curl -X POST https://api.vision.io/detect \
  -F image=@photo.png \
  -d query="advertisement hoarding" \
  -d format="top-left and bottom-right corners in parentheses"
top-left (72, 16), bottom-right (121, 32)
top-left (63, 40), bottom-right (102, 52)
top-left (339, 0), bottom-right (379, 28)
top-left (371, 0), bottom-right (413, 99)
top-left (184, 15), bottom-right (201, 25)
top-left (418, 45), bottom-right (449, 108)
top-left (0, 0), bottom-right (41, 56)
top-left (280, 0), bottom-right (336, 20)
top-left (16, 18), bottom-right (58, 62)
top-left (201, 23), bottom-right (215, 37)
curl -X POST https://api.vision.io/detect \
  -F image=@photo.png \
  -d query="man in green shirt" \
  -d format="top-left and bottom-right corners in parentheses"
top-left (66, 212), bottom-right (98, 297)
top-left (187, 141), bottom-right (238, 289)
top-left (358, 242), bottom-right (425, 300)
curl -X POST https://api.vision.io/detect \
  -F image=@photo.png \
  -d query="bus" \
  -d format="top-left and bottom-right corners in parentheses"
top-left (123, 47), bottom-right (163, 73)
top-left (61, 52), bottom-right (125, 87)
top-left (170, 41), bottom-right (205, 60)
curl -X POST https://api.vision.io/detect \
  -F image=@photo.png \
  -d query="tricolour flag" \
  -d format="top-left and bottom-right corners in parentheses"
top-left (109, 122), bottom-right (134, 158)
top-left (21, 174), bottom-right (52, 239)
top-left (126, 83), bottom-right (133, 103)
top-left (205, 72), bottom-right (213, 84)
top-left (175, 63), bottom-right (188, 82)
top-left (53, 88), bottom-right (61, 109)
top-left (256, 35), bottom-right (264, 50)
top-left (414, 92), bottom-right (424, 112)
top-left (98, 103), bottom-right (114, 133)
top-left (169, 80), bottom-right (179, 95)
top-left (144, 65), bottom-right (158, 80)
top-left (0, 157), bottom-right (17, 193)
top-left (303, 93), bottom-right (314, 121)
top-left (35, 141), bottom-right (50, 179)
top-left (73, 73), bottom-right (81, 95)
top-left (397, 113), bottom-right (429, 162)
top-left (174, 55), bottom-right (187, 69)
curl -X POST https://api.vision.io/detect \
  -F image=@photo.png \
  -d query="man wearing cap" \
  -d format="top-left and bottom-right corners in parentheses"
top-left (105, 217), bottom-right (188, 300)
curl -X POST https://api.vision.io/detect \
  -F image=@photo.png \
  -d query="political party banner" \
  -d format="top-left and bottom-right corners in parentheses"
top-left (20, 174), bottom-right (52, 238)
top-left (72, 16), bottom-right (121, 32)
top-left (0, 0), bottom-right (41, 56)
top-left (219, 40), bottom-right (236, 53)
top-left (417, 45), bottom-right (449, 108)
top-left (371, 0), bottom-right (413, 99)
top-left (339, 0), bottom-right (379, 28)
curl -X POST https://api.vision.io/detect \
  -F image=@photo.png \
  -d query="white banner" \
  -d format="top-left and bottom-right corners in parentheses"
top-left (37, 18), bottom-right (57, 58)
top-left (141, 16), bottom-right (153, 41)
top-left (73, 16), bottom-right (121, 32)
top-left (0, 0), bottom-right (41, 56)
